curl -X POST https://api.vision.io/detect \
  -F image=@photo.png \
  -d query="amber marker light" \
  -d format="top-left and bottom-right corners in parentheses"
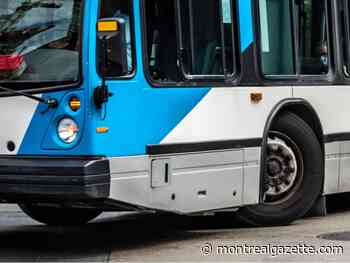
top-left (69, 97), bottom-right (81, 112)
top-left (250, 92), bottom-right (263, 104)
top-left (97, 20), bottom-right (119, 32)
top-left (96, 127), bottom-right (109, 133)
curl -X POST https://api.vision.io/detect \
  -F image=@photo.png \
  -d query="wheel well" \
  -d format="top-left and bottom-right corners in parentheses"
top-left (259, 99), bottom-right (325, 203)
top-left (279, 104), bottom-right (324, 150)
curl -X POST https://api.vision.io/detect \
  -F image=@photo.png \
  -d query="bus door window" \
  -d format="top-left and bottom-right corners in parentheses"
top-left (99, 0), bottom-right (134, 76)
top-left (145, 0), bottom-right (180, 82)
top-left (258, 0), bottom-right (329, 76)
top-left (177, 0), bottom-right (236, 79)
top-left (143, 0), bottom-right (237, 84)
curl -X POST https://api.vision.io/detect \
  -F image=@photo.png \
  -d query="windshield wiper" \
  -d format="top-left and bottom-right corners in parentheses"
top-left (0, 85), bottom-right (58, 108)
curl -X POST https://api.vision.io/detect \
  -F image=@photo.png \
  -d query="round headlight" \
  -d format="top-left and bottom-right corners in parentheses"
top-left (57, 118), bottom-right (79, 144)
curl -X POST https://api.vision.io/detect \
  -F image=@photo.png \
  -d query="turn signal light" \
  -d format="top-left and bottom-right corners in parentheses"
top-left (69, 97), bottom-right (81, 112)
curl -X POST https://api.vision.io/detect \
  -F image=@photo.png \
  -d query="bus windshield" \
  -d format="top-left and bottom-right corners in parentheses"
top-left (0, 0), bottom-right (82, 85)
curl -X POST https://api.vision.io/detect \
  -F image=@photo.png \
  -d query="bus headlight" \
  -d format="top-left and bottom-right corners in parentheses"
top-left (57, 118), bottom-right (79, 144)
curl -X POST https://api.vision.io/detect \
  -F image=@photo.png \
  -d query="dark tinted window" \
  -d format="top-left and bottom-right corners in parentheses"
top-left (259, 0), bottom-right (329, 76)
top-left (297, 0), bottom-right (328, 74)
top-left (145, 0), bottom-right (180, 82)
top-left (178, 0), bottom-right (236, 78)
top-left (259, 0), bottom-right (295, 75)
top-left (143, 0), bottom-right (237, 83)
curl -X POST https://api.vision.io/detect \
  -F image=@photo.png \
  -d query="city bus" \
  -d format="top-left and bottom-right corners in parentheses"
top-left (0, 0), bottom-right (347, 227)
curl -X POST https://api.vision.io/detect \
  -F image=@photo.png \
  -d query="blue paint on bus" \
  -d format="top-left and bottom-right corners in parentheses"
top-left (18, 0), bottom-right (254, 157)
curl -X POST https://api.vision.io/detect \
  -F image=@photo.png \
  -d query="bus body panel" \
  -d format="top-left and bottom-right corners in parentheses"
top-left (0, 96), bottom-right (38, 155)
top-left (108, 147), bottom-right (261, 213)
top-left (161, 87), bottom-right (293, 144)
top-left (1, 0), bottom-right (350, 216)
top-left (294, 86), bottom-right (350, 195)
top-left (324, 142), bottom-right (341, 195)
top-left (294, 86), bottom-right (350, 135)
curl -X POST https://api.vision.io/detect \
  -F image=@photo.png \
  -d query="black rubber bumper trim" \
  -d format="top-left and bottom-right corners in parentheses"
top-left (0, 157), bottom-right (110, 200)
top-left (147, 138), bottom-right (262, 155)
top-left (324, 133), bottom-right (350, 143)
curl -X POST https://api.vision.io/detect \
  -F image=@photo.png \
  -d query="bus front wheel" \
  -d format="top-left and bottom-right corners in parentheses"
top-left (19, 204), bottom-right (102, 226)
top-left (236, 112), bottom-right (323, 226)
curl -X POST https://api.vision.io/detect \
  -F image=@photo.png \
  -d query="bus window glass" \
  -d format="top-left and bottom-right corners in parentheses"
top-left (259, 0), bottom-right (295, 75)
top-left (144, 0), bottom-right (180, 82)
top-left (259, 0), bottom-right (270, 53)
top-left (259, 0), bottom-right (329, 76)
top-left (222, 0), bottom-right (232, 24)
top-left (297, 0), bottom-right (329, 75)
top-left (0, 0), bottom-right (82, 84)
top-left (144, 0), bottom-right (236, 83)
top-left (179, 0), bottom-right (225, 76)
top-left (221, 0), bottom-right (235, 76)
top-left (99, 0), bottom-right (134, 76)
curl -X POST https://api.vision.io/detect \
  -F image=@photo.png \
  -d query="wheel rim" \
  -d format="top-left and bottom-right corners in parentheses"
top-left (263, 131), bottom-right (304, 205)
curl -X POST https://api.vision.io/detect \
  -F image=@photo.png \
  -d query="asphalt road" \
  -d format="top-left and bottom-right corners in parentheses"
top-left (0, 197), bottom-right (350, 262)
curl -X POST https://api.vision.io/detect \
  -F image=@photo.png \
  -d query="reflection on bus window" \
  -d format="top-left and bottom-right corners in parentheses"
top-left (222, 0), bottom-right (232, 24)
top-left (0, 0), bottom-right (82, 83)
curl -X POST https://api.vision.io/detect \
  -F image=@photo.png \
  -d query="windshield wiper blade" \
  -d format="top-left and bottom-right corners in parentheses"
top-left (0, 85), bottom-right (58, 108)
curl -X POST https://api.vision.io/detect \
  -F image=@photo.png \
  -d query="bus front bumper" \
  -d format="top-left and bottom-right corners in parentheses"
top-left (0, 157), bottom-right (110, 201)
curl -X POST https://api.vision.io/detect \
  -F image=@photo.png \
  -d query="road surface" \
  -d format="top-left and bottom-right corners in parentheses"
top-left (0, 197), bottom-right (349, 262)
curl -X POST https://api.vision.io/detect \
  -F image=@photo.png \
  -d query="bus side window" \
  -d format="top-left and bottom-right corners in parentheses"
top-left (259, 0), bottom-right (329, 77)
top-left (259, 0), bottom-right (295, 75)
top-left (297, 1), bottom-right (329, 75)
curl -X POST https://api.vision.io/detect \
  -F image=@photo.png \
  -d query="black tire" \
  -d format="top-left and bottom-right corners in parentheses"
top-left (236, 112), bottom-right (323, 226)
top-left (19, 204), bottom-right (102, 226)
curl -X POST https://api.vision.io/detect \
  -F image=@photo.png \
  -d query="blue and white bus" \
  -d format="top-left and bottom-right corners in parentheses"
top-left (0, 0), bottom-right (347, 226)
